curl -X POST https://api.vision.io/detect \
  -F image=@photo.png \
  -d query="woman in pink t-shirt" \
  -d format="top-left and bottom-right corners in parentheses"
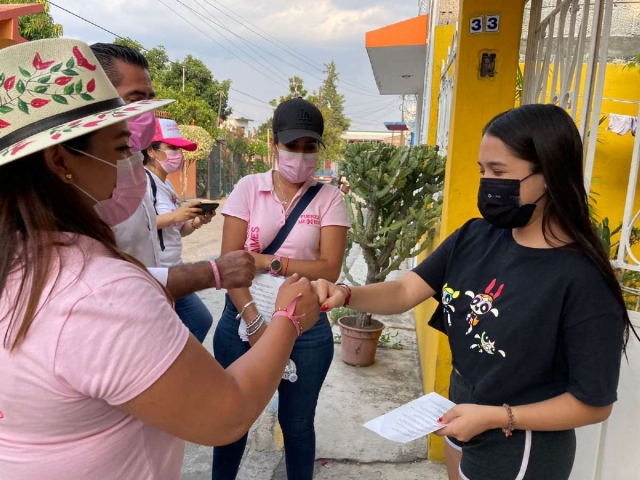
top-left (0, 39), bottom-right (321, 480)
top-left (212, 98), bottom-right (351, 480)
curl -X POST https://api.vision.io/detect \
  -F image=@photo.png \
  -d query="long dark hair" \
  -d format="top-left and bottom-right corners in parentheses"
top-left (0, 132), bottom-right (168, 351)
top-left (484, 104), bottom-right (637, 350)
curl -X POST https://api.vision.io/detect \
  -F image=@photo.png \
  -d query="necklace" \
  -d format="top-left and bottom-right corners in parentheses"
top-left (275, 172), bottom-right (290, 207)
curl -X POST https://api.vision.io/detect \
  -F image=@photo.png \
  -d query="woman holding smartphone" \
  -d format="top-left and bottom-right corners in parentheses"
top-left (143, 118), bottom-right (215, 342)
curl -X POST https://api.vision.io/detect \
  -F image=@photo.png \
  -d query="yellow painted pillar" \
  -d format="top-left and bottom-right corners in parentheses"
top-left (427, 25), bottom-right (456, 146)
top-left (424, 0), bottom-right (527, 462)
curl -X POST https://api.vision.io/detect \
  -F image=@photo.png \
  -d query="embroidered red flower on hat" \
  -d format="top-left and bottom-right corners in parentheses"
top-left (30, 98), bottom-right (50, 109)
top-left (33, 52), bottom-right (55, 71)
top-left (72, 46), bottom-right (97, 71)
top-left (51, 133), bottom-right (62, 140)
top-left (11, 140), bottom-right (32, 156)
top-left (54, 76), bottom-right (73, 86)
top-left (0, 119), bottom-right (10, 129)
top-left (68, 120), bottom-right (83, 127)
top-left (83, 120), bottom-right (104, 128)
top-left (4, 76), bottom-right (15, 91)
top-left (87, 79), bottom-right (96, 93)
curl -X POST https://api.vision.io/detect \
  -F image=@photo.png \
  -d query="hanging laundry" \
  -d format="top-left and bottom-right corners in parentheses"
top-left (632, 117), bottom-right (637, 137)
top-left (608, 114), bottom-right (635, 136)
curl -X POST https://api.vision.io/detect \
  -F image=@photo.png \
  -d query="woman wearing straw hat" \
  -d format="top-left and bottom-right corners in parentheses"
top-left (0, 39), bottom-right (321, 480)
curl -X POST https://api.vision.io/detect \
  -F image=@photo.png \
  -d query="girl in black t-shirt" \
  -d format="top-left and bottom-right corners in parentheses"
top-left (314, 104), bottom-right (635, 480)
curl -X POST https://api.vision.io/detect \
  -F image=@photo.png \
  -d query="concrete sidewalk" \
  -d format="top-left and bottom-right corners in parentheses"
top-left (180, 242), bottom-right (447, 480)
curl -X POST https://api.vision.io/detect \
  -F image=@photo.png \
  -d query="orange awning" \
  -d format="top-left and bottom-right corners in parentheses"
top-left (365, 15), bottom-right (429, 95)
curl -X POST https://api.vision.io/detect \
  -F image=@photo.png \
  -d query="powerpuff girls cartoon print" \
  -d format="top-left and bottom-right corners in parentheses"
top-left (442, 283), bottom-right (460, 326)
top-left (464, 278), bottom-right (504, 335)
top-left (470, 331), bottom-right (506, 357)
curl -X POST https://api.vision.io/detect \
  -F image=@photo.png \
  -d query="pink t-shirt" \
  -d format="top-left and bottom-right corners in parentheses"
top-left (0, 236), bottom-right (189, 480)
top-left (222, 170), bottom-right (350, 259)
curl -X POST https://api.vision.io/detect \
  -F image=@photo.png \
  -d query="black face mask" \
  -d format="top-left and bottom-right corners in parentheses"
top-left (477, 174), bottom-right (545, 229)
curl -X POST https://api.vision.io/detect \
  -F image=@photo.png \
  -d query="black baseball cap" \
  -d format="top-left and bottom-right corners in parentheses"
top-left (273, 98), bottom-right (325, 147)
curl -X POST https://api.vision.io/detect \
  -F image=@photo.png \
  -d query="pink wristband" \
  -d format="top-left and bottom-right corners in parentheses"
top-left (272, 295), bottom-right (304, 337)
top-left (209, 260), bottom-right (222, 290)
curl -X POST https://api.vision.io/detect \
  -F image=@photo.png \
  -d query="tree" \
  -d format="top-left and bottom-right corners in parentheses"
top-left (163, 55), bottom-right (231, 120)
top-left (154, 85), bottom-right (220, 134)
top-left (270, 76), bottom-right (308, 106)
top-left (9, 0), bottom-right (63, 41)
top-left (341, 143), bottom-right (445, 329)
top-left (309, 61), bottom-right (351, 166)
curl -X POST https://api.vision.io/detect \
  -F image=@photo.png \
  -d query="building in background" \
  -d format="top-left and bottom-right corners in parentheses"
top-left (0, 3), bottom-right (44, 47)
top-left (223, 115), bottom-right (253, 136)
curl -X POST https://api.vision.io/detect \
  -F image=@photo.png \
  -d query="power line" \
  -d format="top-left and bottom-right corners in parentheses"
top-left (158, 0), bottom-right (286, 88)
top-left (49, 2), bottom-right (277, 107)
top-left (347, 98), bottom-right (399, 116)
top-left (48, 1), bottom-right (145, 48)
top-left (229, 87), bottom-right (272, 105)
top-left (229, 96), bottom-right (275, 111)
top-left (179, 0), bottom-right (381, 98)
top-left (179, 0), bottom-right (289, 85)
top-left (199, 0), bottom-right (379, 94)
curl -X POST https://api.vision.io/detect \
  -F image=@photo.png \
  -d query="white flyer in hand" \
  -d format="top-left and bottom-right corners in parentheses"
top-left (364, 392), bottom-right (456, 444)
top-left (249, 273), bottom-right (286, 318)
top-left (239, 273), bottom-right (286, 341)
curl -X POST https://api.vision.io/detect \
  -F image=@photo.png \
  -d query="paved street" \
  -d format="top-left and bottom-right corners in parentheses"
top-left (179, 203), bottom-right (447, 480)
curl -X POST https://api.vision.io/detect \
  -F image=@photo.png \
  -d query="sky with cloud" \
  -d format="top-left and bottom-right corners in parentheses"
top-left (49, 0), bottom-right (419, 131)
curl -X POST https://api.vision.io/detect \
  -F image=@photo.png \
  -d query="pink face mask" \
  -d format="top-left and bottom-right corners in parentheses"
top-left (70, 149), bottom-right (148, 227)
top-left (127, 111), bottom-right (156, 153)
top-left (158, 149), bottom-right (184, 174)
top-left (277, 149), bottom-right (318, 184)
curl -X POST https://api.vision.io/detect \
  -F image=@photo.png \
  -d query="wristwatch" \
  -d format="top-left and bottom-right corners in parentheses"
top-left (269, 255), bottom-right (283, 276)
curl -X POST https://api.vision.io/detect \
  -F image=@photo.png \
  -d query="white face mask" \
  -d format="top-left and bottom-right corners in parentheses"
top-left (277, 149), bottom-right (319, 184)
top-left (69, 149), bottom-right (147, 227)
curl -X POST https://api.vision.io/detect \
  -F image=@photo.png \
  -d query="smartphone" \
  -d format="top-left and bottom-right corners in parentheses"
top-left (199, 202), bottom-right (219, 213)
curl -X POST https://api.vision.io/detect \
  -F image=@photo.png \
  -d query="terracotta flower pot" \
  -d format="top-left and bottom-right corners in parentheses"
top-left (338, 316), bottom-right (385, 367)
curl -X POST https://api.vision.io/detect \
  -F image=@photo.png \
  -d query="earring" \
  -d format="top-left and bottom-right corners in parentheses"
top-left (65, 173), bottom-right (73, 181)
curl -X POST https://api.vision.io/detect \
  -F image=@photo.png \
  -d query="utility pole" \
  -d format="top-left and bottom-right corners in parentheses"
top-left (267, 129), bottom-right (271, 168)
top-left (217, 91), bottom-right (223, 126)
top-left (182, 66), bottom-right (185, 92)
top-left (401, 94), bottom-right (406, 146)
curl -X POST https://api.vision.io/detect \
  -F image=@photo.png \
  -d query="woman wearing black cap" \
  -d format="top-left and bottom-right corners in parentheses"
top-left (212, 98), bottom-right (351, 479)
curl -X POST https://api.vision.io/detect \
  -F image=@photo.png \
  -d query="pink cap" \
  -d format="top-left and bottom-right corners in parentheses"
top-left (151, 118), bottom-right (198, 151)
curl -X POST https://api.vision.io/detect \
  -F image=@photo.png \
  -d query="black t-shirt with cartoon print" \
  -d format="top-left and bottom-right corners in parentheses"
top-left (413, 219), bottom-right (625, 408)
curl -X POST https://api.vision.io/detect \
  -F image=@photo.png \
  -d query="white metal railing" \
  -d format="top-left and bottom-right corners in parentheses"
top-left (522, 0), bottom-right (614, 196)
top-left (436, 22), bottom-right (458, 153)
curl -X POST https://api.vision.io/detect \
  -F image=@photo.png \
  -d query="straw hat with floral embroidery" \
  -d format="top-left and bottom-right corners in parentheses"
top-left (0, 38), bottom-right (173, 165)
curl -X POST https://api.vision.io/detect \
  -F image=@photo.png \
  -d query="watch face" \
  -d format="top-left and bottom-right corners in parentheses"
top-left (271, 259), bottom-right (282, 272)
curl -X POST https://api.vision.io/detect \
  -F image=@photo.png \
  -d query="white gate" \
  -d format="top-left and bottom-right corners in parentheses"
top-left (522, 0), bottom-right (613, 193)
top-left (436, 22), bottom-right (458, 153)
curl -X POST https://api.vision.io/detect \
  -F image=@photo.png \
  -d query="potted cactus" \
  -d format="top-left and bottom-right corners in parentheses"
top-left (337, 142), bottom-right (445, 367)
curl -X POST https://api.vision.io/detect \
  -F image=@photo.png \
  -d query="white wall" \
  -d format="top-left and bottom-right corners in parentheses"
top-left (570, 313), bottom-right (640, 480)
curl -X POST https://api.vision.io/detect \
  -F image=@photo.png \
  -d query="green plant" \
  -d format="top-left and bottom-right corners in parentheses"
top-left (341, 143), bottom-right (445, 329)
top-left (378, 330), bottom-right (404, 350)
top-left (328, 306), bottom-right (356, 326)
top-left (515, 64), bottom-right (524, 103)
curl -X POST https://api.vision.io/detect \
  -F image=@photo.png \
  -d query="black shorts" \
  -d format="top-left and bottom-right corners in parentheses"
top-left (447, 371), bottom-right (576, 480)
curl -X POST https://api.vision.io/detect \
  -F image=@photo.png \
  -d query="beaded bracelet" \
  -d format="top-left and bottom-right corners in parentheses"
top-left (245, 312), bottom-right (262, 330)
top-left (336, 283), bottom-right (352, 307)
top-left (502, 404), bottom-right (515, 438)
top-left (246, 314), bottom-right (265, 336)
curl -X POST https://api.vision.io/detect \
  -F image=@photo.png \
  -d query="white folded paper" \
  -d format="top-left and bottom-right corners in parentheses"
top-left (364, 392), bottom-right (456, 443)
top-left (238, 273), bottom-right (286, 341)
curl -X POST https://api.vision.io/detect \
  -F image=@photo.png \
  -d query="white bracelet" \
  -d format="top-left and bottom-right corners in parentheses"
top-left (236, 301), bottom-right (255, 320)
